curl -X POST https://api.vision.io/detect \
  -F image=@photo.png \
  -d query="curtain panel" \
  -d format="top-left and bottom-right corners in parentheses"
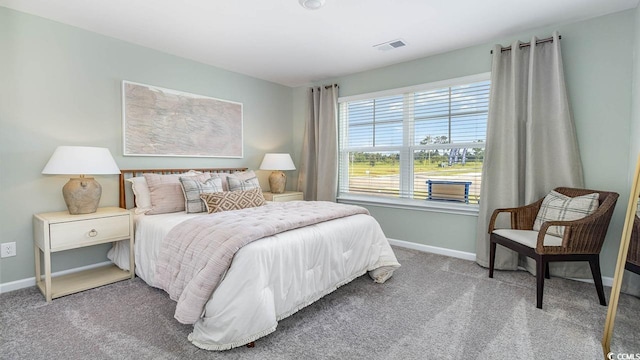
top-left (476, 31), bottom-right (589, 278)
top-left (298, 85), bottom-right (339, 202)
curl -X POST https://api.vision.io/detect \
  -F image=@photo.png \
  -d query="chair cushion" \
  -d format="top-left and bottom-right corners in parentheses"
top-left (493, 229), bottom-right (563, 248)
top-left (532, 190), bottom-right (599, 237)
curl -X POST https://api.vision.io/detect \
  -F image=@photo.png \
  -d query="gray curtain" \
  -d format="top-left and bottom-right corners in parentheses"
top-left (298, 84), bottom-right (338, 202)
top-left (476, 31), bottom-right (589, 278)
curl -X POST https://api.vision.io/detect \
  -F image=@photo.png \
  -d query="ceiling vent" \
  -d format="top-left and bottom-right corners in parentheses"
top-left (374, 39), bottom-right (407, 51)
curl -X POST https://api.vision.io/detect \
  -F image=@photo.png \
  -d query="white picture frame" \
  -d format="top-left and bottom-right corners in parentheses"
top-left (122, 81), bottom-right (243, 158)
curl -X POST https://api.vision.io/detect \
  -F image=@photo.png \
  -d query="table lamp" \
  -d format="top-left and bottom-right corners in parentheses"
top-left (259, 153), bottom-right (296, 194)
top-left (42, 146), bottom-right (121, 215)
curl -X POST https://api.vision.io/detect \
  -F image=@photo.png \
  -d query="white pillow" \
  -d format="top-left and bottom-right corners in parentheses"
top-left (533, 190), bottom-right (599, 237)
top-left (126, 177), bottom-right (152, 214)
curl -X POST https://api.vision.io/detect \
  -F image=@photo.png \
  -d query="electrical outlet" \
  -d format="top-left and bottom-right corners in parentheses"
top-left (1, 242), bottom-right (16, 258)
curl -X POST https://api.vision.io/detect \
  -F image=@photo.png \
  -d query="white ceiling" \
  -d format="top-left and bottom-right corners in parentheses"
top-left (1, 0), bottom-right (638, 87)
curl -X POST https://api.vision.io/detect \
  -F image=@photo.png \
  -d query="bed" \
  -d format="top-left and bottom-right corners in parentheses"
top-left (108, 168), bottom-right (400, 350)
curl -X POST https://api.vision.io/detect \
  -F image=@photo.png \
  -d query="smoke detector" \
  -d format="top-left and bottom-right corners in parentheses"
top-left (374, 39), bottom-right (407, 51)
top-left (299, 0), bottom-right (325, 10)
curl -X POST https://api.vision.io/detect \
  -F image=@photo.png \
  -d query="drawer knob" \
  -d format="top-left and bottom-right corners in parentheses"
top-left (88, 229), bottom-right (98, 237)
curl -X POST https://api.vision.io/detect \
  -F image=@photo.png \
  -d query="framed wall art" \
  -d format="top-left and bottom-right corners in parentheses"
top-left (122, 81), bottom-right (243, 158)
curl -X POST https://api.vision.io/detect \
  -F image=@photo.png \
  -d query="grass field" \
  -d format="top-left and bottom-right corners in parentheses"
top-left (347, 160), bottom-right (483, 177)
top-left (345, 160), bottom-right (483, 204)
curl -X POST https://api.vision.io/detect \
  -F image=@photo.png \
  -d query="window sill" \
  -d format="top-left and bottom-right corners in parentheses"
top-left (337, 194), bottom-right (479, 217)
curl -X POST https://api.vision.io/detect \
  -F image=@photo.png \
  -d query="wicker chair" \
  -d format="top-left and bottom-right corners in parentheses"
top-left (627, 215), bottom-right (640, 275)
top-left (487, 187), bottom-right (619, 309)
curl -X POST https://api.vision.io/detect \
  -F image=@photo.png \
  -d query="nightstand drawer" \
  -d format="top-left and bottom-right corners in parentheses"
top-left (49, 215), bottom-right (129, 250)
top-left (275, 193), bottom-right (303, 202)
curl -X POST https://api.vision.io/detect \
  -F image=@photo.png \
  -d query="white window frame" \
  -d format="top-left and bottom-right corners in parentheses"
top-left (337, 73), bottom-right (490, 216)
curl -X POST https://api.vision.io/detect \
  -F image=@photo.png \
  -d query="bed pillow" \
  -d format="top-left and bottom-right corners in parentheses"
top-left (533, 190), bottom-right (599, 237)
top-left (126, 176), bottom-right (152, 214)
top-left (200, 188), bottom-right (265, 214)
top-left (143, 171), bottom-right (210, 215)
top-left (227, 170), bottom-right (260, 191)
top-left (180, 176), bottom-right (224, 213)
top-left (205, 173), bottom-right (231, 192)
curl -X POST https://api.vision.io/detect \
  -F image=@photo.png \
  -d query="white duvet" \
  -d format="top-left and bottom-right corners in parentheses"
top-left (108, 209), bottom-right (400, 350)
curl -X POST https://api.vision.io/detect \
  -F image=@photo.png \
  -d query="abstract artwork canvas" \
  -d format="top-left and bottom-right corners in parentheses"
top-left (122, 81), bottom-right (243, 157)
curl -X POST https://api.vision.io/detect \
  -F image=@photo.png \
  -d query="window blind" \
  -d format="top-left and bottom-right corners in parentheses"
top-left (338, 75), bottom-right (490, 205)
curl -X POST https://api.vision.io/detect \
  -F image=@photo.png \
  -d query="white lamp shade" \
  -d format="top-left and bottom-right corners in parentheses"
top-left (42, 146), bottom-right (121, 175)
top-left (259, 153), bottom-right (296, 171)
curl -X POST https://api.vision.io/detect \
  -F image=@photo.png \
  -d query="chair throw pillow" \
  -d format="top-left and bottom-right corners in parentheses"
top-left (533, 190), bottom-right (599, 238)
top-left (180, 176), bottom-right (224, 213)
top-left (200, 188), bottom-right (265, 213)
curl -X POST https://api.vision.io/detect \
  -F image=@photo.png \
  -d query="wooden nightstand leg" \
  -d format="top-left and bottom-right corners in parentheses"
top-left (44, 249), bottom-right (52, 302)
top-left (34, 246), bottom-right (41, 291)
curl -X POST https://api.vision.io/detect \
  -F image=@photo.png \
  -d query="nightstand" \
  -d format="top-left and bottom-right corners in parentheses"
top-left (263, 191), bottom-right (304, 202)
top-left (33, 207), bottom-right (134, 301)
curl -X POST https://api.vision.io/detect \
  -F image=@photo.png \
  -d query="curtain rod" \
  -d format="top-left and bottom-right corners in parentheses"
top-left (490, 35), bottom-right (561, 54)
top-left (311, 84), bottom-right (339, 91)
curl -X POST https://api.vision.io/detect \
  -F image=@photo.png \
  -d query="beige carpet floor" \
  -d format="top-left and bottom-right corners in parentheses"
top-left (1, 247), bottom-right (638, 359)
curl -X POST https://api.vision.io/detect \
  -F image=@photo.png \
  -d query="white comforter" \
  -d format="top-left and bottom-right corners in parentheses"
top-left (108, 207), bottom-right (400, 350)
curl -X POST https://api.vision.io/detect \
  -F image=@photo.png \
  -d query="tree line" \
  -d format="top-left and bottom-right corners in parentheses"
top-left (350, 136), bottom-right (484, 167)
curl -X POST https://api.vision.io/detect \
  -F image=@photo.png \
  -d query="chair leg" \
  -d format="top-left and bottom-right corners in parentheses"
top-left (588, 257), bottom-right (607, 306)
top-left (536, 258), bottom-right (545, 309)
top-left (545, 262), bottom-right (550, 279)
top-left (489, 240), bottom-right (496, 278)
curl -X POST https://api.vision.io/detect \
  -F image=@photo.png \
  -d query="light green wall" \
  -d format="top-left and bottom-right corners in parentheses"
top-left (295, 10), bottom-right (636, 277)
top-left (0, 7), bottom-right (293, 284)
top-left (2, 6), bottom-right (637, 286)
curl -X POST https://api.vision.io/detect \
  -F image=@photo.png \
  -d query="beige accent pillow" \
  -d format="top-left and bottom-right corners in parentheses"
top-left (200, 188), bottom-right (266, 213)
top-left (533, 190), bottom-right (599, 237)
top-left (143, 171), bottom-right (210, 215)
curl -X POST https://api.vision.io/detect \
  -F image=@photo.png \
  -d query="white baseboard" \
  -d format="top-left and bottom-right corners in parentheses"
top-left (388, 238), bottom-right (476, 261)
top-left (0, 261), bottom-right (112, 294)
top-left (570, 275), bottom-right (614, 287)
top-left (387, 238), bottom-right (614, 287)
top-left (1, 241), bottom-right (615, 294)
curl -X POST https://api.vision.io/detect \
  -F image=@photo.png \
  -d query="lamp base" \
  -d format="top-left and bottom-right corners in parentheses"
top-left (62, 177), bottom-right (102, 215)
top-left (268, 171), bottom-right (286, 194)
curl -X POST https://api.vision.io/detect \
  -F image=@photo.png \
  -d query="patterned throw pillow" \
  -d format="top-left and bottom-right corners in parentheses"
top-left (180, 177), bottom-right (224, 213)
top-left (533, 190), bottom-right (599, 237)
top-left (227, 176), bottom-right (260, 191)
top-left (200, 188), bottom-right (266, 213)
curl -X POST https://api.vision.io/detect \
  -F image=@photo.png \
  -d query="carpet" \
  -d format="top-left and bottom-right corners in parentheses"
top-left (1, 247), bottom-right (638, 359)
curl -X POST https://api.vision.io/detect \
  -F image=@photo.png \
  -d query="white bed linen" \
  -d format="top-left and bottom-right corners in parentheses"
top-left (108, 209), bottom-right (399, 350)
top-left (108, 211), bottom-right (200, 284)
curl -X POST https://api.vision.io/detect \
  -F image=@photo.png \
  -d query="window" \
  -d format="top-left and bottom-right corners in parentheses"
top-left (338, 74), bottom-right (490, 206)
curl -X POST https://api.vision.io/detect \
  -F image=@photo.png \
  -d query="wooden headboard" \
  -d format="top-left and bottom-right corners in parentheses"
top-left (119, 167), bottom-right (248, 209)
